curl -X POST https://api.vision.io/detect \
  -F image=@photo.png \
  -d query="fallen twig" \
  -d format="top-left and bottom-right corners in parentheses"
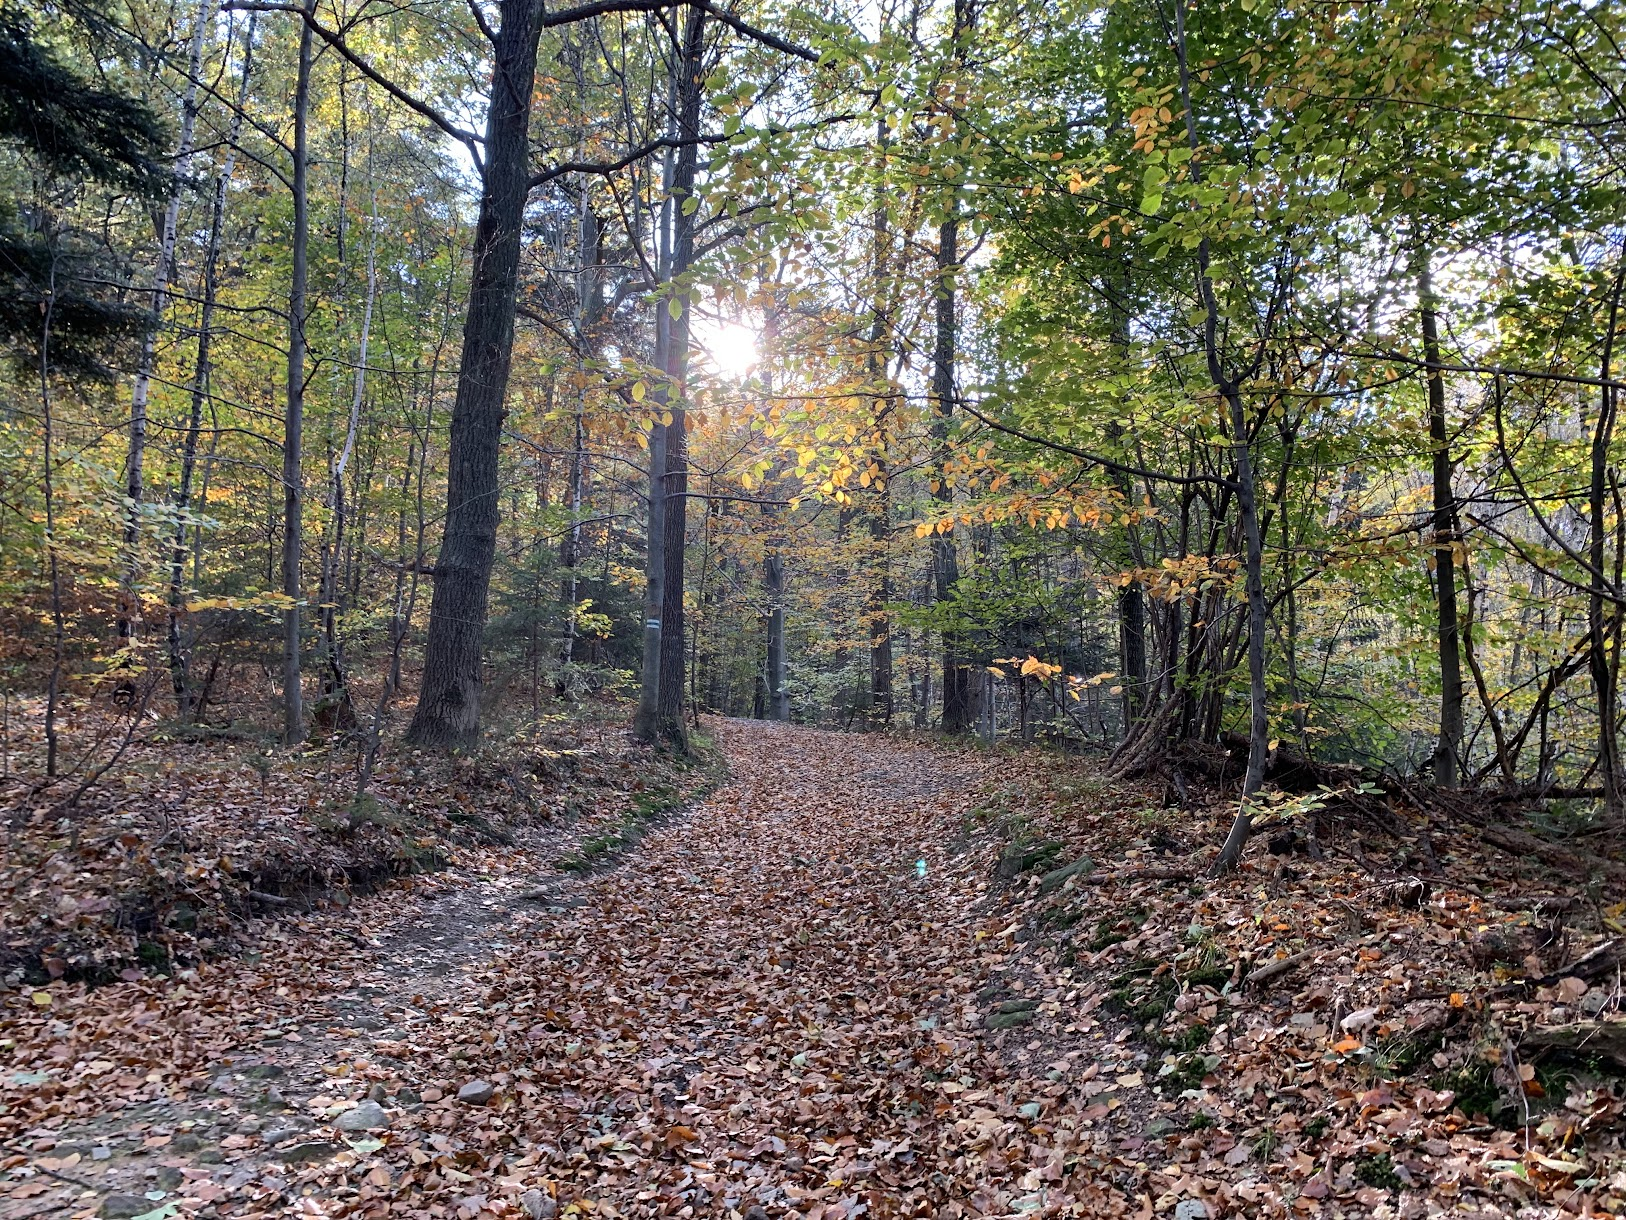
top-left (1244, 948), bottom-right (1316, 990)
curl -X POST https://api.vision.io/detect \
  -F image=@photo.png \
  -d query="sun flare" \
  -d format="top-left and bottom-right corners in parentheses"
top-left (704, 321), bottom-right (759, 379)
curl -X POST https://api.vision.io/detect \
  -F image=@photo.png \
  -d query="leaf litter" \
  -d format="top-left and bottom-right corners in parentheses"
top-left (3, 718), bottom-right (1625, 1218)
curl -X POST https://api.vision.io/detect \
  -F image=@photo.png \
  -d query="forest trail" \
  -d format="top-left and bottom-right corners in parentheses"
top-left (6, 722), bottom-right (1153, 1219)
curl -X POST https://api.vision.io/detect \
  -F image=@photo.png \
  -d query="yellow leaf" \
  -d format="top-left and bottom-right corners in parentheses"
top-left (631, 380), bottom-right (647, 402)
top-left (987, 666), bottom-right (1007, 678)
top-left (32, 991), bottom-right (51, 1006)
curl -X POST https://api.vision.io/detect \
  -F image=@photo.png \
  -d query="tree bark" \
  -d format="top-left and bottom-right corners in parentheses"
top-left (1168, 0), bottom-right (1267, 874)
top-left (315, 163), bottom-right (376, 733)
top-left (279, 5), bottom-right (313, 745)
top-left (123, 0), bottom-right (213, 649)
top-left (932, 211), bottom-right (970, 733)
top-left (654, 2), bottom-right (706, 748)
top-left (1419, 252), bottom-right (1463, 788)
top-left (167, 33), bottom-right (250, 715)
top-left (1590, 266), bottom-right (1625, 817)
top-left (406, 0), bottom-right (544, 749)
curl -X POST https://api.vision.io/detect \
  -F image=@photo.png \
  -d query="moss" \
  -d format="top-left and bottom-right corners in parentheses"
top-left (1354, 1152), bottom-right (1402, 1191)
top-left (1158, 1023), bottom-right (1212, 1054)
top-left (137, 939), bottom-right (170, 971)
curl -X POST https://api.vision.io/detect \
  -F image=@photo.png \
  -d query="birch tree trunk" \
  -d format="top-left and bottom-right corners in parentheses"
top-left (281, 3), bottom-right (313, 745)
top-left (121, 0), bottom-right (214, 649)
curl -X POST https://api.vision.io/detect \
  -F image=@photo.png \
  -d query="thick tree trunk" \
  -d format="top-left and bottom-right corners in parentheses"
top-left (1168, 0), bottom-right (1267, 874)
top-left (280, 7), bottom-right (312, 746)
top-left (1419, 253), bottom-right (1463, 788)
top-left (406, 0), bottom-right (544, 749)
top-left (654, 4), bottom-right (706, 747)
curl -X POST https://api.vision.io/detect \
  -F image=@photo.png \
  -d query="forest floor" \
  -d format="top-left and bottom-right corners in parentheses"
top-left (3, 717), bottom-right (1626, 1219)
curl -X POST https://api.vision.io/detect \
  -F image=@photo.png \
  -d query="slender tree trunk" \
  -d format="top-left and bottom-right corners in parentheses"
top-left (1417, 253), bottom-right (1463, 788)
top-left (280, 5), bottom-right (313, 746)
top-left (1590, 265), bottom-right (1626, 815)
top-left (764, 552), bottom-right (788, 720)
top-left (863, 116), bottom-right (895, 728)
top-left (122, 0), bottom-right (213, 649)
top-left (558, 205), bottom-right (598, 676)
top-left (316, 170), bottom-right (376, 732)
top-left (932, 210), bottom-right (970, 733)
top-left (406, 0), bottom-right (545, 749)
top-left (39, 248), bottom-right (64, 778)
top-left (166, 56), bottom-right (247, 714)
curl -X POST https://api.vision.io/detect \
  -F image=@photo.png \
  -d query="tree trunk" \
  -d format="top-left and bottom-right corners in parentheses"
top-left (932, 211), bottom-right (971, 733)
top-left (315, 167), bottom-right (376, 733)
top-left (1168, 0), bottom-right (1268, 874)
top-left (166, 43), bottom-right (248, 715)
top-left (406, 0), bottom-right (544, 749)
top-left (764, 551), bottom-right (788, 720)
top-left (122, 0), bottom-right (213, 649)
top-left (1591, 266), bottom-right (1626, 816)
top-left (654, 3), bottom-right (706, 748)
top-left (280, 5), bottom-right (312, 746)
top-left (1419, 253), bottom-right (1463, 788)
top-left (559, 203), bottom-right (599, 677)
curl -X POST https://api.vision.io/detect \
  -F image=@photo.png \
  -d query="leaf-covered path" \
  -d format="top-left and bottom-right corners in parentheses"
top-left (389, 717), bottom-right (1120, 1219)
top-left (12, 720), bottom-right (1602, 1220)
top-left (4, 721), bottom-right (1148, 1220)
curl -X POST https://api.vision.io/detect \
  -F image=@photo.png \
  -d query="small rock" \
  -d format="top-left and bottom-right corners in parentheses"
top-left (276, 1141), bottom-right (339, 1164)
top-left (743, 1207), bottom-right (769, 1220)
top-left (155, 1166), bottom-right (184, 1190)
top-left (519, 1188), bottom-right (557, 1219)
top-left (99, 1196), bottom-right (151, 1219)
top-left (334, 1101), bottom-right (390, 1132)
top-left (985, 1009), bottom-right (1035, 1030)
top-left (1037, 856), bottom-right (1095, 896)
top-left (171, 1133), bottom-right (202, 1152)
top-left (456, 1080), bottom-right (495, 1106)
top-left (241, 1063), bottom-right (285, 1079)
top-left (261, 1117), bottom-right (313, 1144)
top-left (1340, 1007), bottom-right (1379, 1033)
top-left (91, 1146), bottom-right (112, 1161)
top-left (420, 1086), bottom-right (444, 1103)
top-left (996, 998), bottom-right (1037, 1014)
top-left (1174, 1201), bottom-right (1209, 1220)
top-left (234, 1116), bottom-right (263, 1135)
top-left (198, 1148), bottom-right (224, 1164)
top-left (396, 1087), bottom-right (422, 1107)
top-left (367, 1082), bottom-right (388, 1103)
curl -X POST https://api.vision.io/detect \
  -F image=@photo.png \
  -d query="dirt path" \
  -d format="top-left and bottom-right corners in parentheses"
top-left (7, 722), bottom-right (1169, 1219)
